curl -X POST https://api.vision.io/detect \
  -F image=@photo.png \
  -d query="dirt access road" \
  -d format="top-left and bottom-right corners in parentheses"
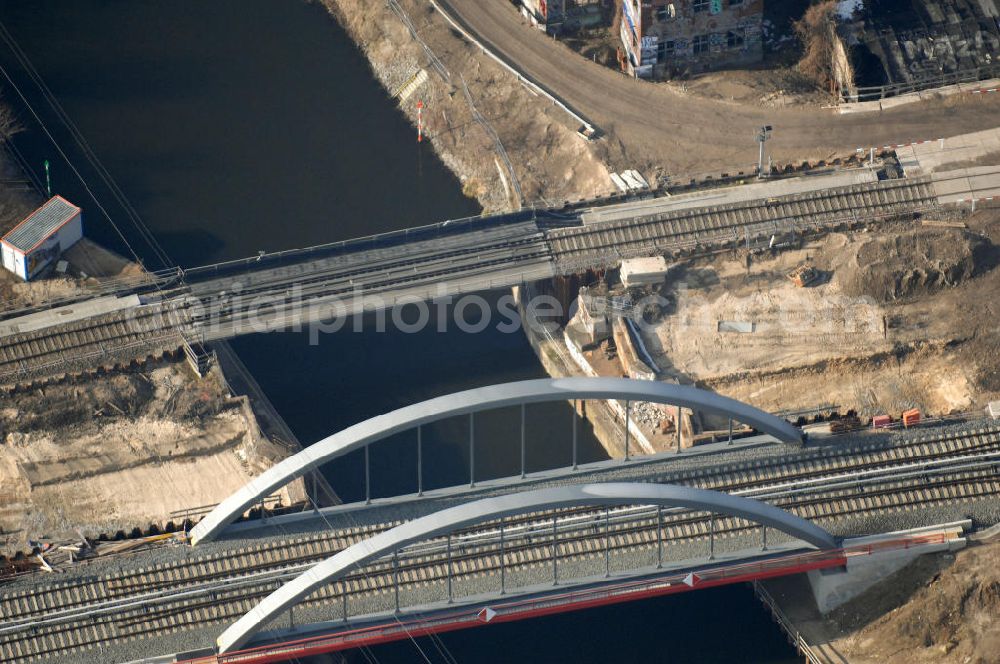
top-left (438, 0), bottom-right (1000, 175)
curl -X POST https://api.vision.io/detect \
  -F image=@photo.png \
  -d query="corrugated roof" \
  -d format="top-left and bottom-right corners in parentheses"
top-left (1, 196), bottom-right (81, 253)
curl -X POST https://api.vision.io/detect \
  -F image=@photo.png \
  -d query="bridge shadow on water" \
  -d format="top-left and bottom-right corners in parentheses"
top-left (228, 292), bottom-right (610, 503)
top-left (316, 584), bottom-right (799, 664)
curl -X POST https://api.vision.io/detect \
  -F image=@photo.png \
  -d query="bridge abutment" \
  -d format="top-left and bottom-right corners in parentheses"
top-left (805, 521), bottom-right (970, 613)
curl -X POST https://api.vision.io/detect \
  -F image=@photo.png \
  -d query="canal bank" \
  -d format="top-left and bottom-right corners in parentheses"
top-left (0, 102), bottom-right (318, 555)
top-left (317, 0), bottom-right (613, 212)
top-left (515, 281), bottom-right (654, 461)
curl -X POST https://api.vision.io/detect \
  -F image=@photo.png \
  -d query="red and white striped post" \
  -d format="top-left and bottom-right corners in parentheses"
top-left (417, 100), bottom-right (424, 143)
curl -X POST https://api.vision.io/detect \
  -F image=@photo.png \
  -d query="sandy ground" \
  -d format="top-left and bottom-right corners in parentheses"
top-left (314, 0), bottom-right (1000, 210)
top-left (0, 362), bottom-right (299, 554)
top-left (827, 539), bottom-right (1000, 664)
top-left (0, 198), bottom-right (147, 315)
top-left (619, 210), bottom-right (1000, 420)
top-left (61, 237), bottom-right (144, 280)
top-left (319, 0), bottom-right (614, 212)
top-left (0, 237), bottom-right (149, 311)
top-left (675, 67), bottom-right (831, 108)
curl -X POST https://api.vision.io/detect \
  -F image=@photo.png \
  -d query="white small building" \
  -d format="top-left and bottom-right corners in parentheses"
top-left (1, 196), bottom-right (83, 281)
top-left (620, 256), bottom-right (669, 288)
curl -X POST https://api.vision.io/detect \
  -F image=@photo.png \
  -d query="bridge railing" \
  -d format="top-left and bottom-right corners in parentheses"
top-left (841, 63), bottom-right (1000, 102)
top-left (0, 266), bottom-right (184, 322)
top-left (753, 580), bottom-right (826, 664)
top-left (212, 534), bottom-right (954, 662)
top-left (224, 548), bottom-right (843, 661)
top-left (181, 209), bottom-right (544, 282)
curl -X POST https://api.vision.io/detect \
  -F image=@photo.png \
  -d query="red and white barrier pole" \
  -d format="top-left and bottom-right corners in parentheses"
top-left (417, 100), bottom-right (424, 143)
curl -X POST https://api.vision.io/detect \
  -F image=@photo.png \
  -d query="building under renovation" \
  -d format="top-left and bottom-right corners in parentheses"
top-left (519, 0), bottom-right (565, 28)
top-left (518, 0), bottom-right (606, 32)
top-left (619, 0), bottom-right (764, 78)
top-left (850, 0), bottom-right (1000, 89)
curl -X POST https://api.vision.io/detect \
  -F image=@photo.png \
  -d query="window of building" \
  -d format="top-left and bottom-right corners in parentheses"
top-left (692, 0), bottom-right (710, 12)
top-left (726, 30), bottom-right (744, 48)
top-left (656, 4), bottom-right (676, 20)
top-left (656, 39), bottom-right (675, 61)
top-left (693, 34), bottom-right (709, 53)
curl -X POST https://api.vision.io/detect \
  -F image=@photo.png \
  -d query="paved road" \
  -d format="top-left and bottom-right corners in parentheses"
top-left (438, 0), bottom-right (1000, 174)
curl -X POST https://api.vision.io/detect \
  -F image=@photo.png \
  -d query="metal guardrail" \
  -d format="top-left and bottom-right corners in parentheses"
top-left (841, 63), bottom-right (1000, 102)
top-left (460, 73), bottom-right (523, 207)
top-left (180, 335), bottom-right (213, 378)
top-left (753, 580), bottom-right (825, 664)
top-left (429, 0), bottom-right (598, 137)
top-left (180, 209), bottom-right (543, 281)
top-left (386, 0), bottom-right (450, 83)
top-left (195, 534), bottom-right (954, 664)
top-left (0, 267), bottom-right (184, 321)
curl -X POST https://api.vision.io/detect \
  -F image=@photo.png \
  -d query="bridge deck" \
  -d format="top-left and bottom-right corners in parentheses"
top-left (185, 220), bottom-right (554, 341)
top-left (0, 421), bottom-right (997, 663)
top-left (0, 171), bottom-right (949, 384)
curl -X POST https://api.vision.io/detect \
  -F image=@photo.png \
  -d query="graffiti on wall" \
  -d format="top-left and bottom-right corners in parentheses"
top-left (26, 238), bottom-right (60, 278)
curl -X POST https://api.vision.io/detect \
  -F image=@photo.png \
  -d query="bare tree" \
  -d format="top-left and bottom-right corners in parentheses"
top-left (794, 1), bottom-right (852, 93)
top-left (0, 94), bottom-right (23, 142)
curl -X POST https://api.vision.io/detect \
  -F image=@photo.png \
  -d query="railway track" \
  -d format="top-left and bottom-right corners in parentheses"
top-left (185, 221), bottom-right (548, 300)
top-left (547, 177), bottom-right (939, 273)
top-left (0, 302), bottom-right (190, 385)
top-left (0, 174), bottom-right (949, 385)
top-left (0, 223), bottom-right (552, 383)
top-left (187, 230), bottom-right (553, 335)
top-left (2, 423), bottom-right (998, 662)
top-left (1, 466), bottom-right (994, 662)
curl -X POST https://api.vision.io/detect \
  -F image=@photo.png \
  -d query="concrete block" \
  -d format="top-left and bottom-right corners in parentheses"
top-left (807, 540), bottom-right (959, 613)
top-left (878, 93), bottom-right (921, 109)
top-left (836, 100), bottom-right (883, 114)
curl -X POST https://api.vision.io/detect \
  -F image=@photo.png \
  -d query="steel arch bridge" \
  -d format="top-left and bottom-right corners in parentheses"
top-left (217, 482), bottom-right (837, 653)
top-left (191, 377), bottom-right (803, 545)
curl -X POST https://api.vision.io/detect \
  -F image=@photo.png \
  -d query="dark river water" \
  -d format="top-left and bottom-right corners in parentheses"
top-left (0, 1), bottom-right (797, 661)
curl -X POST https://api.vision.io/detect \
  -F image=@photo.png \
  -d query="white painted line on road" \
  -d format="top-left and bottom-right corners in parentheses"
top-left (856, 138), bottom-right (944, 152)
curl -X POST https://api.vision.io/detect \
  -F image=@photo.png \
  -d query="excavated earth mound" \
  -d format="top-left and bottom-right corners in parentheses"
top-left (834, 541), bottom-right (1000, 664)
top-left (839, 229), bottom-right (996, 303)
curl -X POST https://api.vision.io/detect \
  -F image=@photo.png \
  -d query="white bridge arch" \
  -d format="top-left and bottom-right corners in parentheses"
top-left (191, 378), bottom-right (803, 545)
top-left (217, 482), bottom-right (836, 653)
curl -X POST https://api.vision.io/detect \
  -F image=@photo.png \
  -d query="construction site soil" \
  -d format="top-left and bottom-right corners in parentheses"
top-left (630, 209), bottom-right (1000, 420)
top-left (0, 361), bottom-right (299, 556)
top-left (821, 538), bottom-right (1000, 664)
